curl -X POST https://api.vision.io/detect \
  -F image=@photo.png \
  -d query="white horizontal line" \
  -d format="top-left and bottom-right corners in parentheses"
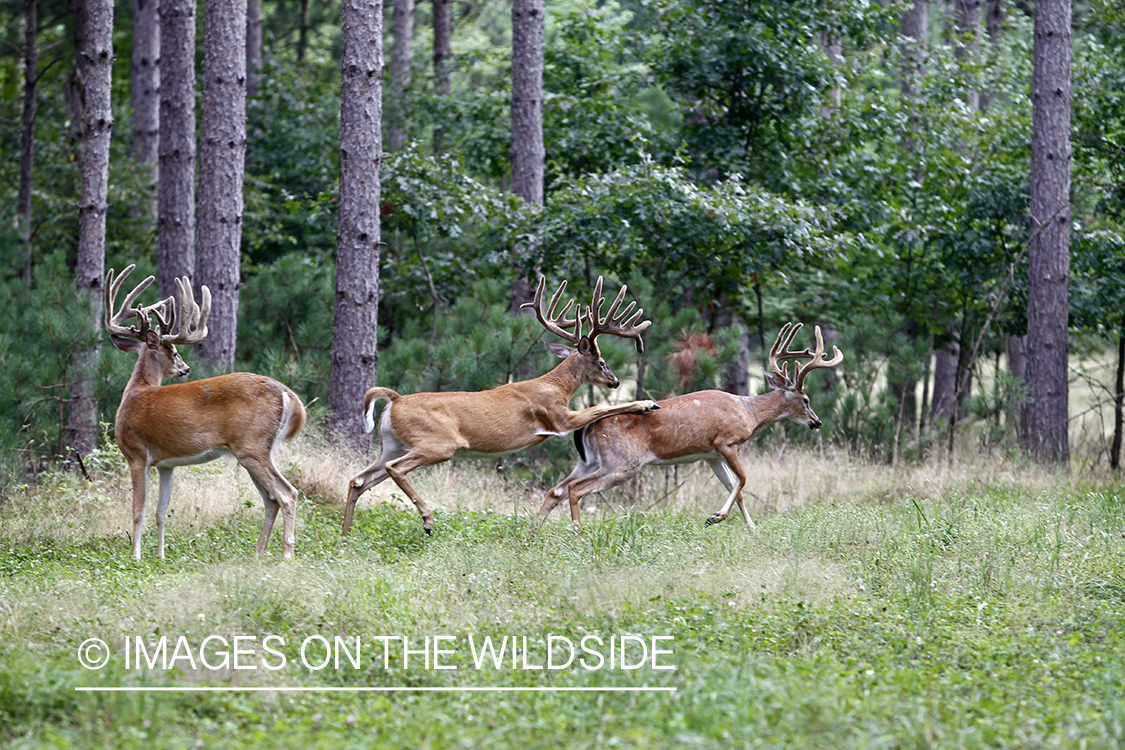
top-left (75, 686), bottom-right (676, 693)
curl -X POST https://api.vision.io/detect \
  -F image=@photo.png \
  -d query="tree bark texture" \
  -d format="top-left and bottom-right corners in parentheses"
top-left (986, 0), bottom-right (1007, 42)
top-left (66, 0), bottom-right (114, 457)
top-left (246, 0), bottom-right (262, 96)
top-left (900, 0), bottom-right (928, 96)
top-left (432, 0), bottom-right (451, 151)
top-left (17, 0), bottom-right (38, 286)
top-left (1007, 333), bottom-right (1028, 435)
top-left (329, 0), bottom-right (383, 450)
top-left (931, 337), bottom-right (972, 424)
top-left (1111, 312), bottom-right (1124, 471)
top-left (196, 0), bottom-right (248, 371)
top-left (511, 0), bottom-right (544, 208)
top-left (130, 0), bottom-right (159, 222)
top-left (955, 0), bottom-right (983, 110)
top-left (387, 0), bottom-right (414, 151)
top-left (1025, 0), bottom-right (1071, 465)
top-left (158, 0), bottom-right (196, 301)
top-left (433, 0), bottom-right (451, 97)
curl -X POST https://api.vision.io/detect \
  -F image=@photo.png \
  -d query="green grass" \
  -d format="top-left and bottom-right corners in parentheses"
top-left (2, 461), bottom-right (1125, 748)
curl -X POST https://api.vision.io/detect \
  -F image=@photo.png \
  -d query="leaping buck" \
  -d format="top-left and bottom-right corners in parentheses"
top-left (105, 265), bottom-right (307, 560)
top-left (343, 276), bottom-right (661, 535)
top-left (536, 322), bottom-right (843, 532)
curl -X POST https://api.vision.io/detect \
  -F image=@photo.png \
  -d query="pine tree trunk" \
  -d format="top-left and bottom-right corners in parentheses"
top-left (196, 0), bottom-right (247, 371)
top-left (297, 0), bottom-right (310, 62)
top-left (130, 0), bottom-right (159, 222)
top-left (246, 0), bottom-right (262, 96)
top-left (955, 0), bottom-right (983, 110)
top-left (158, 0), bottom-right (196, 301)
top-left (1025, 0), bottom-right (1071, 465)
top-left (1007, 333), bottom-right (1027, 436)
top-left (717, 312), bottom-right (750, 396)
top-left (388, 0), bottom-right (414, 151)
top-left (432, 0), bottom-right (451, 151)
top-left (510, 0), bottom-right (544, 312)
top-left (511, 0), bottom-right (544, 209)
top-left (329, 0), bottom-right (383, 450)
top-left (66, 0), bottom-right (114, 458)
top-left (1111, 311), bottom-right (1124, 471)
top-left (17, 0), bottom-right (38, 287)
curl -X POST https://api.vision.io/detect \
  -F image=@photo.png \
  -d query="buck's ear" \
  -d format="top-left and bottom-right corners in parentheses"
top-left (110, 335), bottom-right (143, 354)
top-left (546, 342), bottom-right (575, 359)
top-left (765, 370), bottom-right (790, 391)
top-left (144, 330), bottom-right (162, 349)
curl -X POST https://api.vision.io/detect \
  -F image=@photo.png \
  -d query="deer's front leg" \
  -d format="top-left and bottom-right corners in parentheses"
top-left (129, 461), bottom-right (151, 560)
top-left (156, 467), bottom-right (175, 559)
top-left (560, 400), bottom-right (660, 433)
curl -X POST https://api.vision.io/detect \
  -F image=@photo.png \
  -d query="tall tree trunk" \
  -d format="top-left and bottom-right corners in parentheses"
top-left (901, 0), bottom-right (928, 94)
top-left (196, 0), bottom-right (248, 371)
top-left (891, 0), bottom-right (928, 433)
top-left (66, 0), bottom-right (114, 458)
top-left (297, 0), bottom-right (310, 62)
top-left (511, 0), bottom-right (544, 209)
top-left (510, 0), bottom-right (544, 309)
top-left (819, 28), bottom-right (841, 117)
top-left (931, 339), bottom-right (960, 424)
top-left (432, 0), bottom-right (451, 152)
top-left (17, 0), bottom-right (38, 287)
top-left (715, 308), bottom-right (750, 396)
top-left (329, 0), bottom-right (383, 450)
top-left (986, 0), bottom-right (1007, 42)
top-left (1111, 311), bottom-right (1124, 471)
top-left (955, 0), bottom-right (983, 110)
top-left (130, 0), bottom-right (159, 223)
top-left (246, 0), bottom-right (262, 96)
top-left (387, 0), bottom-right (414, 151)
top-left (1007, 332), bottom-right (1027, 435)
top-left (246, 0), bottom-right (261, 96)
top-left (1025, 0), bottom-right (1071, 465)
top-left (981, 0), bottom-right (1007, 110)
top-left (158, 0), bottom-right (196, 301)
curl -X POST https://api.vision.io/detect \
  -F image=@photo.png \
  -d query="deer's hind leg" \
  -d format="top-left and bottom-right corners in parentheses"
top-left (343, 428), bottom-right (409, 534)
top-left (704, 444), bottom-right (755, 532)
top-left (383, 446), bottom-right (458, 535)
top-left (239, 453), bottom-right (300, 559)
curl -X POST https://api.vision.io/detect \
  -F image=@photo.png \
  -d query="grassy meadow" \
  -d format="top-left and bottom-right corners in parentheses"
top-left (1, 434), bottom-right (1124, 749)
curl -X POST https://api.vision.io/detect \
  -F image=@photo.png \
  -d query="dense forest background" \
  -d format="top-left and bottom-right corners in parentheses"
top-left (0, 0), bottom-right (1123, 480)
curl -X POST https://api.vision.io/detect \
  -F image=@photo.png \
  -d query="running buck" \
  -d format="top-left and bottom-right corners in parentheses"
top-left (342, 276), bottom-right (661, 535)
top-left (106, 265), bottom-right (306, 559)
top-left (536, 322), bottom-right (843, 532)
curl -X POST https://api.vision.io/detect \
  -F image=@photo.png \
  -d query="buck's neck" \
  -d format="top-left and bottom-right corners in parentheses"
top-left (737, 388), bottom-right (795, 431)
top-left (127, 353), bottom-right (168, 390)
top-left (534, 354), bottom-right (588, 399)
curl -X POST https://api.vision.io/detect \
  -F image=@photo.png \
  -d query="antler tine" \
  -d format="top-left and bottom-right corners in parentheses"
top-left (163, 276), bottom-right (211, 346)
top-left (767, 322), bottom-right (814, 376)
top-left (585, 276), bottom-right (652, 353)
top-left (143, 296), bottom-right (177, 336)
top-left (795, 324), bottom-right (844, 391)
top-left (520, 276), bottom-right (582, 345)
top-left (105, 264), bottom-right (157, 339)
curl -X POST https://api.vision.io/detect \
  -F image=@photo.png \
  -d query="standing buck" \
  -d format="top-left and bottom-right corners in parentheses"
top-left (343, 276), bottom-right (660, 535)
top-left (106, 265), bottom-right (306, 559)
top-left (536, 322), bottom-right (843, 532)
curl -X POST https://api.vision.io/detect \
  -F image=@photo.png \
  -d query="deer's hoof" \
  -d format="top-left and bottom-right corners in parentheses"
top-left (705, 513), bottom-right (724, 526)
top-left (423, 525), bottom-right (433, 536)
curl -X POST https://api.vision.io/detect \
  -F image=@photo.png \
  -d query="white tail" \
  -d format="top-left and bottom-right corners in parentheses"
top-left (106, 265), bottom-right (307, 559)
top-left (536, 323), bottom-right (843, 532)
top-left (342, 276), bottom-right (660, 535)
